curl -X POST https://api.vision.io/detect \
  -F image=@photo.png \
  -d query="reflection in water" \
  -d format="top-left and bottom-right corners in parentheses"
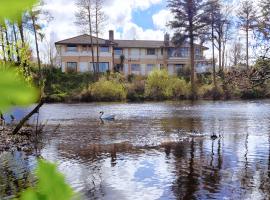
top-left (1, 100), bottom-right (270, 199)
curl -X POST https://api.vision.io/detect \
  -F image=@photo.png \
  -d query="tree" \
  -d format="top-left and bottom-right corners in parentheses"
top-left (214, 2), bottom-right (233, 71)
top-left (229, 40), bottom-right (245, 67)
top-left (237, 0), bottom-right (258, 69)
top-left (75, 0), bottom-right (96, 77)
top-left (168, 0), bottom-right (211, 99)
top-left (0, 25), bottom-right (6, 62)
top-left (93, 0), bottom-right (106, 74)
top-left (255, 0), bottom-right (270, 58)
top-left (207, 0), bottom-right (221, 94)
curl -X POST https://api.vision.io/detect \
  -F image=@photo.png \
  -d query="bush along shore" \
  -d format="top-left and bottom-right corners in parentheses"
top-left (42, 60), bottom-right (270, 103)
top-left (0, 125), bottom-right (40, 152)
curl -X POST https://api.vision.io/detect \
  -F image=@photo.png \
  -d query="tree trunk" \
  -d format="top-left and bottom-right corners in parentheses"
top-left (246, 26), bottom-right (249, 70)
top-left (189, 30), bottom-right (196, 100)
top-left (4, 25), bottom-right (12, 62)
top-left (12, 101), bottom-right (44, 135)
top-left (0, 26), bottom-right (6, 63)
top-left (218, 36), bottom-right (222, 71)
top-left (12, 24), bottom-right (21, 64)
top-left (87, 6), bottom-right (96, 78)
top-left (211, 18), bottom-right (217, 94)
top-left (18, 21), bottom-right (25, 46)
top-left (31, 12), bottom-right (42, 87)
top-left (95, 5), bottom-right (100, 74)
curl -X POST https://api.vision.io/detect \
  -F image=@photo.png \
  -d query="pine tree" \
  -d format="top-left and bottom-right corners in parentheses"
top-left (237, 0), bottom-right (258, 69)
top-left (168, 0), bottom-right (211, 99)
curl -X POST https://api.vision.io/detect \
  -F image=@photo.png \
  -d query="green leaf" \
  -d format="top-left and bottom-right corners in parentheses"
top-left (19, 160), bottom-right (76, 200)
top-left (0, 0), bottom-right (38, 21)
top-left (0, 67), bottom-right (38, 112)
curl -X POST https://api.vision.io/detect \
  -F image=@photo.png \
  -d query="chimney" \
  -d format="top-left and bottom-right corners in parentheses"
top-left (109, 30), bottom-right (114, 41)
top-left (164, 33), bottom-right (170, 46)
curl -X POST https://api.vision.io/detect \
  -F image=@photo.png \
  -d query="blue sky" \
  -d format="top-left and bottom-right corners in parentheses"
top-left (132, 2), bottom-right (167, 30)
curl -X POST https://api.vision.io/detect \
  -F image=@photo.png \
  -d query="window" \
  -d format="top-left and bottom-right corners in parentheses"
top-left (146, 64), bottom-right (155, 73)
top-left (195, 48), bottom-right (201, 55)
top-left (90, 62), bottom-right (109, 73)
top-left (175, 64), bottom-right (184, 75)
top-left (147, 48), bottom-right (156, 55)
top-left (131, 64), bottom-right (140, 72)
top-left (180, 47), bottom-right (189, 57)
top-left (168, 48), bottom-right (189, 57)
top-left (82, 45), bottom-right (88, 52)
top-left (100, 46), bottom-right (109, 53)
top-left (66, 45), bottom-right (77, 52)
top-left (66, 62), bottom-right (77, 72)
top-left (114, 48), bottom-right (123, 55)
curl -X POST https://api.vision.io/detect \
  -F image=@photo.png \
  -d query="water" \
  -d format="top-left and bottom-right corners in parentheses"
top-left (1, 100), bottom-right (270, 199)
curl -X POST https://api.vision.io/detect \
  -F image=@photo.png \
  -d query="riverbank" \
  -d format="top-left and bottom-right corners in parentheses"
top-left (0, 126), bottom-right (40, 152)
top-left (43, 68), bottom-right (270, 103)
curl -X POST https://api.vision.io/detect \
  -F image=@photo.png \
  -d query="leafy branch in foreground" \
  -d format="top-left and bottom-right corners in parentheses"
top-left (0, 66), bottom-right (38, 112)
top-left (15, 160), bottom-right (77, 200)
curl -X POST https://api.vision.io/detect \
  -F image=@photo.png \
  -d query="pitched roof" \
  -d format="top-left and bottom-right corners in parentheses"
top-left (55, 34), bottom-right (208, 50)
top-left (55, 34), bottom-right (115, 45)
top-left (114, 40), bottom-right (164, 48)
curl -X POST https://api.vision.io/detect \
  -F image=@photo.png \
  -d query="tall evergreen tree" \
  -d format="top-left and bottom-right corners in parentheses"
top-left (168, 0), bottom-right (211, 99)
top-left (257, 0), bottom-right (270, 58)
top-left (237, 0), bottom-right (258, 69)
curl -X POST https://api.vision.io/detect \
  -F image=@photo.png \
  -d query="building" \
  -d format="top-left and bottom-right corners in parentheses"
top-left (55, 30), bottom-right (212, 75)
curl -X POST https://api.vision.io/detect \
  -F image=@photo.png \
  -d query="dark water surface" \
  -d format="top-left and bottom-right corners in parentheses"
top-left (1, 100), bottom-right (270, 200)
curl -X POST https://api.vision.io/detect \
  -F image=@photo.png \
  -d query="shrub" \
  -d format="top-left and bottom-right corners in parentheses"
top-left (198, 84), bottom-right (224, 99)
top-left (169, 77), bottom-right (191, 99)
top-left (127, 79), bottom-right (145, 101)
top-left (89, 77), bottom-right (126, 101)
top-left (145, 69), bottom-right (172, 100)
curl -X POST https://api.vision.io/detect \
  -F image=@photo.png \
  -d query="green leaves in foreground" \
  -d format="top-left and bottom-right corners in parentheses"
top-left (19, 160), bottom-right (76, 200)
top-left (0, 0), bottom-right (37, 21)
top-left (0, 68), bottom-right (38, 111)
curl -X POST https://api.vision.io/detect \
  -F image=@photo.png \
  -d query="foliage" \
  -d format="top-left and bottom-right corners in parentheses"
top-left (145, 69), bottom-right (191, 100)
top-left (0, 66), bottom-right (38, 112)
top-left (145, 69), bottom-right (172, 100)
top-left (198, 83), bottom-right (224, 99)
top-left (87, 77), bottom-right (127, 101)
top-left (0, 0), bottom-right (37, 21)
top-left (169, 77), bottom-right (191, 99)
top-left (16, 160), bottom-right (76, 200)
top-left (43, 68), bottom-right (94, 102)
top-left (127, 76), bottom-right (145, 101)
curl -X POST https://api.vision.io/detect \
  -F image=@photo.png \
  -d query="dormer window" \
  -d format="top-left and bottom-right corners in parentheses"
top-left (147, 48), bottom-right (155, 55)
top-left (66, 45), bottom-right (77, 52)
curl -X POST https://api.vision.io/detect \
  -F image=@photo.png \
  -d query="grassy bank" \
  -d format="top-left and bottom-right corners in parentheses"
top-left (42, 60), bottom-right (270, 102)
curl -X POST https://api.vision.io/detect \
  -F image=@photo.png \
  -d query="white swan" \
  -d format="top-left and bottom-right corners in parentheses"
top-left (99, 111), bottom-right (115, 120)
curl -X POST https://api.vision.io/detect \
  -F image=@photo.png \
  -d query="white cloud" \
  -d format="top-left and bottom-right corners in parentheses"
top-left (38, 0), bottom-right (166, 62)
top-left (152, 9), bottom-right (173, 30)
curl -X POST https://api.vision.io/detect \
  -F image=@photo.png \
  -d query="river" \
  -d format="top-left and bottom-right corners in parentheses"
top-left (1, 100), bottom-right (270, 199)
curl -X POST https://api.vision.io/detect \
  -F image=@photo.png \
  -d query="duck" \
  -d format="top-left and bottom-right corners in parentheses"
top-left (0, 113), bottom-right (5, 126)
top-left (99, 111), bottom-right (115, 120)
top-left (211, 133), bottom-right (218, 140)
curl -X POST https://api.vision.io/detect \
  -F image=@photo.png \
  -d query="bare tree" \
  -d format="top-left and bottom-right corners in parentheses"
top-left (75, 0), bottom-right (96, 76)
top-left (207, 0), bottom-right (221, 93)
top-left (214, 2), bottom-right (233, 71)
top-left (93, 0), bottom-right (107, 73)
top-left (0, 25), bottom-right (6, 62)
top-left (168, 0), bottom-right (211, 99)
top-left (237, 0), bottom-right (258, 69)
top-left (229, 40), bottom-right (244, 67)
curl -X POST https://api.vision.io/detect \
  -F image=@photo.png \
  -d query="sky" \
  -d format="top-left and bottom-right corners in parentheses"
top-left (43, 0), bottom-right (173, 43)
top-left (38, 0), bottom-right (259, 63)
